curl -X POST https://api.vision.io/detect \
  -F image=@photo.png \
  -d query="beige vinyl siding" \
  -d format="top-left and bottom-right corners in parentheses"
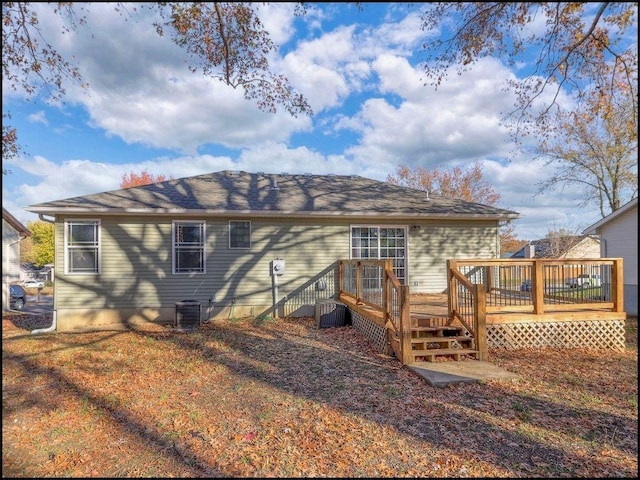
top-left (54, 216), bottom-right (351, 313)
top-left (564, 237), bottom-right (600, 258)
top-left (55, 217), bottom-right (173, 308)
top-left (408, 220), bottom-right (499, 293)
top-left (216, 219), bottom-right (351, 316)
top-left (53, 214), bottom-right (501, 328)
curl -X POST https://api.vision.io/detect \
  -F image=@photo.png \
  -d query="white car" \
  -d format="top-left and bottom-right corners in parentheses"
top-left (566, 274), bottom-right (601, 288)
top-left (23, 280), bottom-right (45, 289)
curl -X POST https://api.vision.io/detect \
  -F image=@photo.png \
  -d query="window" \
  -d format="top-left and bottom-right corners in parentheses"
top-left (229, 220), bottom-right (251, 249)
top-left (65, 219), bottom-right (100, 274)
top-left (351, 225), bottom-right (407, 284)
top-left (173, 221), bottom-right (206, 274)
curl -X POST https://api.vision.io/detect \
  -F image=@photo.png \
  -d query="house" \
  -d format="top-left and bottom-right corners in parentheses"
top-left (2, 207), bottom-right (31, 311)
top-left (510, 235), bottom-right (601, 259)
top-left (25, 170), bottom-right (520, 332)
top-left (583, 198), bottom-right (638, 317)
top-left (20, 263), bottom-right (48, 283)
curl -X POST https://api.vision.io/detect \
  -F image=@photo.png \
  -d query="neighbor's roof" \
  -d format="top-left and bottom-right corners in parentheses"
top-left (510, 235), bottom-right (598, 258)
top-left (582, 197), bottom-right (638, 234)
top-left (2, 207), bottom-right (31, 236)
top-left (25, 170), bottom-right (520, 220)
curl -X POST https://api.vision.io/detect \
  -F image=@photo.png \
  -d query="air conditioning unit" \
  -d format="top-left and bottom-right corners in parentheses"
top-left (315, 299), bottom-right (348, 328)
top-left (175, 300), bottom-right (201, 331)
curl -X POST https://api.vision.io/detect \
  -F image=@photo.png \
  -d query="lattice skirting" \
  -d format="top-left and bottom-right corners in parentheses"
top-left (487, 319), bottom-right (626, 351)
top-left (349, 309), bottom-right (390, 355)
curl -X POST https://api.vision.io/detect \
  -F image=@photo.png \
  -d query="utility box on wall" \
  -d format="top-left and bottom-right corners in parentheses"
top-left (271, 258), bottom-right (285, 276)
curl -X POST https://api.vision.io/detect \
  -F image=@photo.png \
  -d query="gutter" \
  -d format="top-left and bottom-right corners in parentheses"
top-left (29, 208), bottom-right (521, 222)
top-left (38, 214), bottom-right (55, 224)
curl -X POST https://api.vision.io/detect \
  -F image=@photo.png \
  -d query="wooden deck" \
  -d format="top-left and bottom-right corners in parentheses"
top-left (339, 258), bottom-right (627, 364)
top-left (409, 293), bottom-right (449, 319)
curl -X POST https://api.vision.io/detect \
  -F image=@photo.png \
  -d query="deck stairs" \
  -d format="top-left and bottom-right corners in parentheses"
top-left (409, 314), bottom-right (479, 363)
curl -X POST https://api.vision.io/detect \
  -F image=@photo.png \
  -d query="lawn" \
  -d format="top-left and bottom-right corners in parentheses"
top-left (2, 312), bottom-right (637, 478)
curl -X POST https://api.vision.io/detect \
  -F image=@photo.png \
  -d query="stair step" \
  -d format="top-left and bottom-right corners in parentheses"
top-left (411, 335), bottom-right (473, 344)
top-left (411, 326), bottom-right (462, 332)
top-left (411, 326), bottom-right (465, 337)
top-left (412, 316), bottom-right (450, 328)
top-left (412, 348), bottom-right (478, 362)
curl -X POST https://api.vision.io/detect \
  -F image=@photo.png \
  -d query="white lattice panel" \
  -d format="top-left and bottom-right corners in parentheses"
top-left (487, 319), bottom-right (626, 351)
top-left (349, 310), bottom-right (388, 353)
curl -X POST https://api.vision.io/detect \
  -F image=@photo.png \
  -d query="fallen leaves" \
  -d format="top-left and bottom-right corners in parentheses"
top-left (2, 314), bottom-right (637, 477)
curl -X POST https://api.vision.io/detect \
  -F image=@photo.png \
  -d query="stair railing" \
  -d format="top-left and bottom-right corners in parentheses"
top-left (447, 260), bottom-right (488, 361)
top-left (339, 259), bottom-right (412, 364)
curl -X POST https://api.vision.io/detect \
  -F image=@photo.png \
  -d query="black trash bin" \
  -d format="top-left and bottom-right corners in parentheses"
top-left (175, 300), bottom-right (201, 331)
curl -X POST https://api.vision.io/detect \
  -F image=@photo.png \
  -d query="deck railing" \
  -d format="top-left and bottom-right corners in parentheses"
top-left (339, 258), bottom-right (624, 365)
top-left (447, 265), bottom-right (488, 360)
top-left (447, 258), bottom-right (624, 315)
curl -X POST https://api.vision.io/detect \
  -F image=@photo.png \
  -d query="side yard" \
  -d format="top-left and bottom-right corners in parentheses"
top-left (2, 312), bottom-right (637, 477)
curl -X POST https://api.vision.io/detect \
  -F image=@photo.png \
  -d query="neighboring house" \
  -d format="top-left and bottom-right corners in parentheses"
top-left (2, 207), bottom-right (31, 311)
top-left (583, 198), bottom-right (638, 317)
top-left (25, 170), bottom-right (520, 332)
top-left (20, 263), bottom-right (54, 284)
top-left (510, 235), bottom-right (601, 259)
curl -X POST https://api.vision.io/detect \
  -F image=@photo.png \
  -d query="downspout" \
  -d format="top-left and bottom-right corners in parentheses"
top-left (32, 311), bottom-right (57, 335)
top-left (32, 213), bottom-right (57, 334)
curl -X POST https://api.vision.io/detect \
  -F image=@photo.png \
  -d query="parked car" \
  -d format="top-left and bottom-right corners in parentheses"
top-left (520, 280), bottom-right (531, 292)
top-left (23, 279), bottom-right (45, 289)
top-left (10, 284), bottom-right (27, 310)
top-left (566, 274), bottom-right (602, 288)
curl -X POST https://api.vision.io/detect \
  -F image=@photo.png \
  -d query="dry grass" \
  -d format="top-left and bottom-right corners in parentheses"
top-left (2, 313), bottom-right (637, 478)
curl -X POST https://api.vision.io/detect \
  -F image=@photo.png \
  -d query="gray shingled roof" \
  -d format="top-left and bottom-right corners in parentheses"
top-left (25, 170), bottom-right (520, 220)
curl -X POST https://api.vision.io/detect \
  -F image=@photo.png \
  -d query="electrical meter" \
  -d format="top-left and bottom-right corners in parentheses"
top-left (271, 259), bottom-right (285, 276)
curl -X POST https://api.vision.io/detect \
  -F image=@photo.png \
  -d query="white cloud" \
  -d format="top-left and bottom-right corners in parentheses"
top-left (341, 56), bottom-right (517, 169)
top-left (3, 3), bottom-right (625, 242)
top-left (254, 3), bottom-right (299, 46)
top-left (28, 111), bottom-right (48, 126)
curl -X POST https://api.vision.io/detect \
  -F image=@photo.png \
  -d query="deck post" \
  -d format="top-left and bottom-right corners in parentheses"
top-left (355, 261), bottom-right (362, 304)
top-left (399, 285), bottom-right (413, 365)
top-left (532, 260), bottom-right (545, 314)
top-left (473, 284), bottom-right (488, 361)
top-left (383, 260), bottom-right (392, 321)
top-left (447, 259), bottom-right (457, 322)
top-left (485, 265), bottom-right (494, 293)
top-left (337, 260), bottom-right (344, 297)
top-left (612, 258), bottom-right (624, 313)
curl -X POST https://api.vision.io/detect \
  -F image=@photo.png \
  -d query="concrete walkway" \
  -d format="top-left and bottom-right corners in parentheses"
top-left (408, 360), bottom-right (520, 387)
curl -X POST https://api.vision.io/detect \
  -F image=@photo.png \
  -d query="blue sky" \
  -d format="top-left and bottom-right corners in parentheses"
top-left (3, 3), bottom-right (635, 241)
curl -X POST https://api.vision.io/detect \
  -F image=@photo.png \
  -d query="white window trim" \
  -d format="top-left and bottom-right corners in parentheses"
top-left (64, 218), bottom-right (101, 275)
top-left (172, 220), bottom-right (207, 274)
top-left (228, 220), bottom-right (252, 249)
